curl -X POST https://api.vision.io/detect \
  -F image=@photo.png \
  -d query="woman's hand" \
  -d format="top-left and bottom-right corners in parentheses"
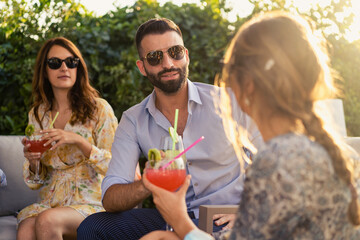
top-left (142, 174), bottom-right (190, 225)
top-left (139, 230), bottom-right (180, 240)
top-left (40, 128), bottom-right (92, 158)
top-left (41, 128), bottom-right (79, 149)
top-left (22, 137), bottom-right (41, 173)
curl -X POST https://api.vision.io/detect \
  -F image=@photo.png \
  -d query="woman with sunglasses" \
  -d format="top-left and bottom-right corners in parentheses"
top-left (17, 37), bottom-right (118, 240)
top-left (140, 11), bottom-right (360, 240)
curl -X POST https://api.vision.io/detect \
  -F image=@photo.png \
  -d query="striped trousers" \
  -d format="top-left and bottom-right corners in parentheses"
top-left (77, 208), bottom-right (224, 240)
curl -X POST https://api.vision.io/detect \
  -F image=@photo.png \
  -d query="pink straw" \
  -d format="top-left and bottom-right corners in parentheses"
top-left (160, 136), bottom-right (205, 170)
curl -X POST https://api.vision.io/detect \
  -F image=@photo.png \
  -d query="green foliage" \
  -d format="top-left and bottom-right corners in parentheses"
top-left (0, 0), bottom-right (232, 134)
top-left (329, 36), bottom-right (360, 136)
top-left (1, 0), bottom-right (360, 137)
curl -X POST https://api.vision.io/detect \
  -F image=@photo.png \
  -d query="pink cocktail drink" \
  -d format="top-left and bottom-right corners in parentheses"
top-left (25, 135), bottom-right (51, 184)
top-left (146, 168), bottom-right (186, 192)
top-left (24, 123), bottom-right (56, 184)
top-left (26, 139), bottom-right (51, 154)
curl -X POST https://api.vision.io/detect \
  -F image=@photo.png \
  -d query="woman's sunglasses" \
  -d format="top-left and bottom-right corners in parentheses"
top-left (47, 57), bottom-right (80, 70)
top-left (141, 45), bottom-right (186, 66)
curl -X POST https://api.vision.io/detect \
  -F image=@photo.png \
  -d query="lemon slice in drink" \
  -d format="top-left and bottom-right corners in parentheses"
top-left (169, 127), bottom-right (179, 143)
top-left (165, 149), bottom-right (180, 159)
top-left (25, 124), bottom-right (35, 137)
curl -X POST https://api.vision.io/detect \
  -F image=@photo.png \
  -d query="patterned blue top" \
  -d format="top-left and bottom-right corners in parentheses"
top-left (229, 133), bottom-right (360, 240)
top-left (0, 168), bottom-right (7, 187)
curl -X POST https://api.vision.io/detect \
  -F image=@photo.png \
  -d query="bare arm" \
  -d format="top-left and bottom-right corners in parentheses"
top-left (102, 180), bottom-right (151, 212)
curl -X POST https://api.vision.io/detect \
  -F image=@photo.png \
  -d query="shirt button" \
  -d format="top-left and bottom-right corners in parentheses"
top-left (194, 183), bottom-right (198, 187)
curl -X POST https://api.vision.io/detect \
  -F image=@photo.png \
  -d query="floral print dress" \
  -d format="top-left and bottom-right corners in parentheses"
top-left (228, 133), bottom-right (360, 240)
top-left (17, 98), bottom-right (118, 223)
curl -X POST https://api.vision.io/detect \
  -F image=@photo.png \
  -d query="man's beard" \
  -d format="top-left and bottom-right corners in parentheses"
top-left (145, 65), bottom-right (188, 94)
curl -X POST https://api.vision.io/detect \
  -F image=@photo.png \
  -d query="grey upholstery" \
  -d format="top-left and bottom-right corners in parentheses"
top-left (0, 136), bottom-right (39, 240)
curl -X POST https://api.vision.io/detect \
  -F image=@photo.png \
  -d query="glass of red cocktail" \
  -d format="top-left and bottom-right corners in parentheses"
top-left (25, 132), bottom-right (51, 184)
top-left (145, 136), bottom-right (187, 230)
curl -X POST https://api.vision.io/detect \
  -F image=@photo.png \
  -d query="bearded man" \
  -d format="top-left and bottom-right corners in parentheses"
top-left (77, 18), bottom-right (262, 240)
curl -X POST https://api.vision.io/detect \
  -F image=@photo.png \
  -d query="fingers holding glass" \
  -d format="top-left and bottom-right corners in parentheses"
top-left (25, 132), bottom-right (51, 184)
top-left (145, 136), bottom-right (187, 231)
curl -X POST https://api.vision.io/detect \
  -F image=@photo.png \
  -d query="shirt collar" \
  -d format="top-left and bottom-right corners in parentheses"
top-left (187, 79), bottom-right (202, 105)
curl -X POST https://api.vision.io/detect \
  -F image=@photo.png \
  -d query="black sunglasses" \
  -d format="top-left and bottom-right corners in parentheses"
top-left (141, 45), bottom-right (186, 66)
top-left (47, 57), bottom-right (80, 70)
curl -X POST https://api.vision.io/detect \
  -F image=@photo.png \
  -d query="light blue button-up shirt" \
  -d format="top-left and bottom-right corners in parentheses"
top-left (102, 80), bottom-right (262, 218)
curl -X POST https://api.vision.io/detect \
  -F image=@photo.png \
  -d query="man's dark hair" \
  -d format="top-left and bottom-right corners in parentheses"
top-left (135, 18), bottom-right (183, 57)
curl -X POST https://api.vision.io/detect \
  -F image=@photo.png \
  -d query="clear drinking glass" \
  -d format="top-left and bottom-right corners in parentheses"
top-left (145, 136), bottom-right (187, 231)
top-left (25, 132), bottom-right (51, 184)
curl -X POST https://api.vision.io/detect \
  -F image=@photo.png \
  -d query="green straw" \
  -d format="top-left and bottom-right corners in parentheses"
top-left (172, 109), bottom-right (179, 150)
top-left (49, 112), bottom-right (59, 129)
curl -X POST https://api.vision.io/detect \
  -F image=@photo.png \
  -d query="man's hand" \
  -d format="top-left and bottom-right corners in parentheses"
top-left (213, 213), bottom-right (236, 230)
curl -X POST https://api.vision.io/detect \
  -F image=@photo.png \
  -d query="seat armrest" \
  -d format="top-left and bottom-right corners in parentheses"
top-left (345, 137), bottom-right (360, 154)
top-left (198, 205), bottom-right (238, 233)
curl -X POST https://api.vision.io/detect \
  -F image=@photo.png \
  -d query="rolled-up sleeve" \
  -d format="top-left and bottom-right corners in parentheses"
top-left (86, 99), bottom-right (118, 175)
top-left (101, 111), bottom-right (141, 200)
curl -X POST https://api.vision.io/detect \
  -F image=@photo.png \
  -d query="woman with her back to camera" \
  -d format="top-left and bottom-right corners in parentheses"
top-left (17, 37), bottom-right (118, 240)
top-left (141, 11), bottom-right (360, 239)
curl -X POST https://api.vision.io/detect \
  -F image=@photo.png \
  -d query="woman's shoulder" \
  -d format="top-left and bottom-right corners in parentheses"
top-left (94, 97), bottom-right (110, 107)
top-left (92, 98), bottom-right (117, 125)
top-left (258, 133), bottom-right (326, 160)
top-left (94, 98), bottom-right (115, 112)
top-left (252, 133), bottom-right (331, 176)
top-left (28, 104), bottom-right (48, 120)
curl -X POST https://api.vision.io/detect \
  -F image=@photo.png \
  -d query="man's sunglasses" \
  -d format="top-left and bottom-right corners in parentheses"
top-left (47, 57), bottom-right (80, 70)
top-left (141, 45), bottom-right (186, 66)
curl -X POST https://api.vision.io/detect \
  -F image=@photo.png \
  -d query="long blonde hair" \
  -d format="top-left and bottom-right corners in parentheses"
top-left (221, 11), bottom-right (360, 225)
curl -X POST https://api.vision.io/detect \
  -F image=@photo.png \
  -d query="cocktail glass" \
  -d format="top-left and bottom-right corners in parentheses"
top-left (145, 136), bottom-right (187, 231)
top-left (25, 132), bottom-right (51, 184)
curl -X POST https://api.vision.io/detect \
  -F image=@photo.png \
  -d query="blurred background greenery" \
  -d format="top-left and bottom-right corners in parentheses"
top-left (1, 0), bottom-right (360, 136)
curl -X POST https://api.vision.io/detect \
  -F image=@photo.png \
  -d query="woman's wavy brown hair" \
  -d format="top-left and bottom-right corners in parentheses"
top-left (222, 11), bottom-right (360, 225)
top-left (31, 37), bottom-right (99, 129)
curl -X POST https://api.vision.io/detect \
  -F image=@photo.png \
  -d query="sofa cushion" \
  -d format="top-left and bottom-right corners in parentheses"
top-left (0, 215), bottom-right (17, 240)
top-left (0, 136), bottom-right (39, 216)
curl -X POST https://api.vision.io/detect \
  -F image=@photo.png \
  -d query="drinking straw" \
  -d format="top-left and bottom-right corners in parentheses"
top-left (49, 112), bottom-right (59, 129)
top-left (172, 109), bottom-right (179, 150)
top-left (161, 136), bottom-right (205, 170)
